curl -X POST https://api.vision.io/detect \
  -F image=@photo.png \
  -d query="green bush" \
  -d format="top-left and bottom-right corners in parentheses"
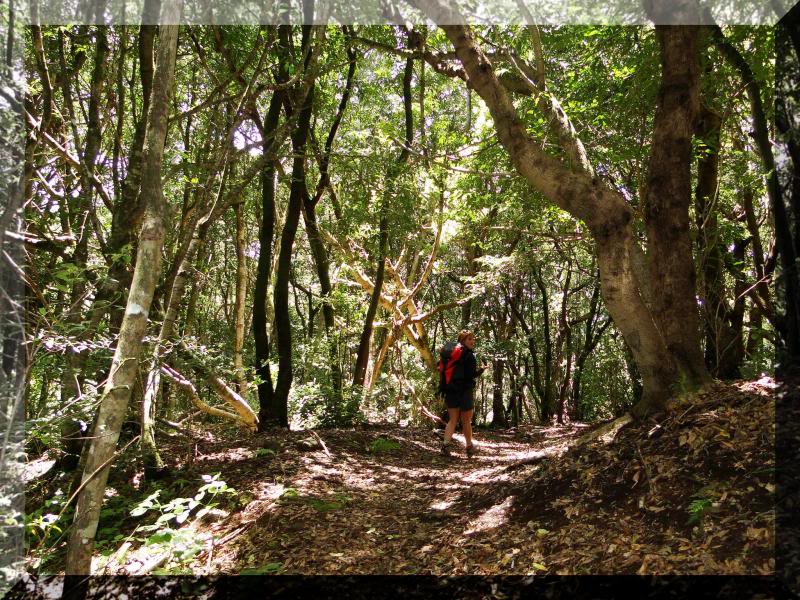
top-left (368, 437), bottom-right (400, 454)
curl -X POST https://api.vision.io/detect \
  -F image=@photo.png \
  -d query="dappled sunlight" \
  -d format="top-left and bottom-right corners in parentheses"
top-left (428, 500), bottom-right (454, 511)
top-left (54, 380), bottom-right (775, 578)
top-left (183, 424), bottom-right (598, 574)
top-left (195, 447), bottom-right (253, 464)
top-left (462, 465), bottom-right (516, 485)
top-left (463, 495), bottom-right (514, 535)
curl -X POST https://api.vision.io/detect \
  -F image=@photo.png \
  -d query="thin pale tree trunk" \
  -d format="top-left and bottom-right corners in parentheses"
top-left (233, 201), bottom-right (248, 392)
top-left (65, 9), bottom-right (180, 574)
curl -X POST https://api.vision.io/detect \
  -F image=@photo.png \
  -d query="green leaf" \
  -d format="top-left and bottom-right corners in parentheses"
top-left (241, 562), bottom-right (283, 575)
top-left (146, 530), bottom-right (174, 545)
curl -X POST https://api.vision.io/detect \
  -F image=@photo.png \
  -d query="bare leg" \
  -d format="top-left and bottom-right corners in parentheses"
top-left (461, 409), bottom-right (474, 449)
top-left (444, 408), bottom-right (460, 444)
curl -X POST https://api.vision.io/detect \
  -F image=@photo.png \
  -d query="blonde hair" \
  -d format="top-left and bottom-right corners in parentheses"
top-left (457, 329), bottom-right (474, 344)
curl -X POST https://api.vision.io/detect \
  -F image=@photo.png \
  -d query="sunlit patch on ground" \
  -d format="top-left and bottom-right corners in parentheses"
top-left (429, 500), bottom-right (453, 511)
top-left (464, 495), bottom-right (514, 535)
top-left (195, 447), bottom-right (252, 463)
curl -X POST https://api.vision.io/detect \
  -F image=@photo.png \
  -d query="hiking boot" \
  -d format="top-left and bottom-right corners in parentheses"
top-left (440, 441), bottom-right (452, 456)
top-left (466, 444), bottom-right (478, 459)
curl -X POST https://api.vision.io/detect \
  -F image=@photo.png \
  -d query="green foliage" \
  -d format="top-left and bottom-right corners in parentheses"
top-left (367, 436), bottom-right (400, 454)
top-left (687, 497), bottom-right (713, 526)
top-left (278, 488), bottom-right (351, 513)
top-left (130, 473), bottom-right (236, 528)
top-left (241, 562), bottom-right (284, 575)
top-left (76, 474), bottom-right (239, 573)
top-left (25, 488), bottom-right (72, 570)
top-left (289, 380), bottom-right (363, 429)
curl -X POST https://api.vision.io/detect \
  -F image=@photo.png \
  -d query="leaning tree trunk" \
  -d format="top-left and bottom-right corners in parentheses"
top-left (65, 10), bottom-right (179, 575)
top-left (402, 0), bottom-right (712, 417)
top-left (352, 204), bottom-right (388, 387)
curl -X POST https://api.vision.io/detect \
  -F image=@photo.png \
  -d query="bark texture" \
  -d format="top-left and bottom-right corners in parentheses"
top-left (65, 10), bottom-right (180, 574)
top-left (643, 23), bottom-right (709, 388)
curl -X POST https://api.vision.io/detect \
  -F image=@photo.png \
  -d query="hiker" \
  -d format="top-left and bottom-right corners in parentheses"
top-left (439, 329), bottom-right (485, 458)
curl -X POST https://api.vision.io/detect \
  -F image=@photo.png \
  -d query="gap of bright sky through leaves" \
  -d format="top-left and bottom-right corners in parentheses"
top-left (22, 0), bottom-right (800, 25)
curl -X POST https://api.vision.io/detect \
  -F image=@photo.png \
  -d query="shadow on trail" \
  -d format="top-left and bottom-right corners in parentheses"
top-left (186, 423), bottom-right (588, 575)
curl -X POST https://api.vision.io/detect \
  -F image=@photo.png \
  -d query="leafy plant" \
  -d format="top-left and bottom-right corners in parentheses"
top-left (108, 474), bottom-right (239, 572)
top-left (687, 497), bottom-right (713, 526)
top-left (277, 488), bottom-right (351, 513)
top-left (368, 437), bottom-right (400, 454)
top-left (25, 487), bottom-right (72, 568)
top-left (241, 562), bottom-right (284, 575)
top-left (131, 473), bottom-right (236, 528)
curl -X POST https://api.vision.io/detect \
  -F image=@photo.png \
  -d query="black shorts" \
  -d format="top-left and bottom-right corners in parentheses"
top-left (444, 388), bottom-right (474, 411)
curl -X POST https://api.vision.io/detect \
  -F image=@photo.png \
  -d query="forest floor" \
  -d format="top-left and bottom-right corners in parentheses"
top-left (27, 379), bottom-right (776, 577)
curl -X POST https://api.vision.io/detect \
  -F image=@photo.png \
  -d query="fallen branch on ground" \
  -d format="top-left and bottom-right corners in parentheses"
top-left (576, 413), bottom-right (633, 446)
top-left (161, 364), bottom-right (253, 431)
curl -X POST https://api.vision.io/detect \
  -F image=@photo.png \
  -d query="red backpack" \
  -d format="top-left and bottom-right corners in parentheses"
top-left (437, 342), bottom-right (464, 395)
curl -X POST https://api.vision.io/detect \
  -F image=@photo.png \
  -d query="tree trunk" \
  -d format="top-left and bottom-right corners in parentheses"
top-left (65, 9), bottom-right (179, 575)
top-left (419, 21), bottom-right (679, 418)
top-left (268, 23), bottom-right (317, 427)
top-left (532, 269), bottom-right (555, 423)
top-left (557, 326), bottom-right (573, 425)
top-left (233, 200), bottom-right (248, 393)
top-left (301, 39), bottom-right (356, 404)
top-left (302, 199), bottom-right (343, 400)
top-left (491, 358), bottom-right (507, 428)
top-left (254, 91), bottom-right (284, 429)
top-left (106, 17), bottom-right (157, 327)
top-left (643, 23), bottom-right (709, 388)
top-left (352, 214), bottom-right (389, 388)
top-left (694, 106), bottom-right (742, 378)
top-left (741, 184), bottom-right (774, 325)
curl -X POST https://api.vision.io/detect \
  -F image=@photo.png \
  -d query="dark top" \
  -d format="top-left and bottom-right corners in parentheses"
top-left (443, 346), bottom-right (484, 409)
top-left (460, 347), bottom-right (484, 389)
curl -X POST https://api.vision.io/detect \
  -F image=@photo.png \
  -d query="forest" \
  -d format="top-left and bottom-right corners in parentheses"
top-left (0, 0), bottom-right (798, 590)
